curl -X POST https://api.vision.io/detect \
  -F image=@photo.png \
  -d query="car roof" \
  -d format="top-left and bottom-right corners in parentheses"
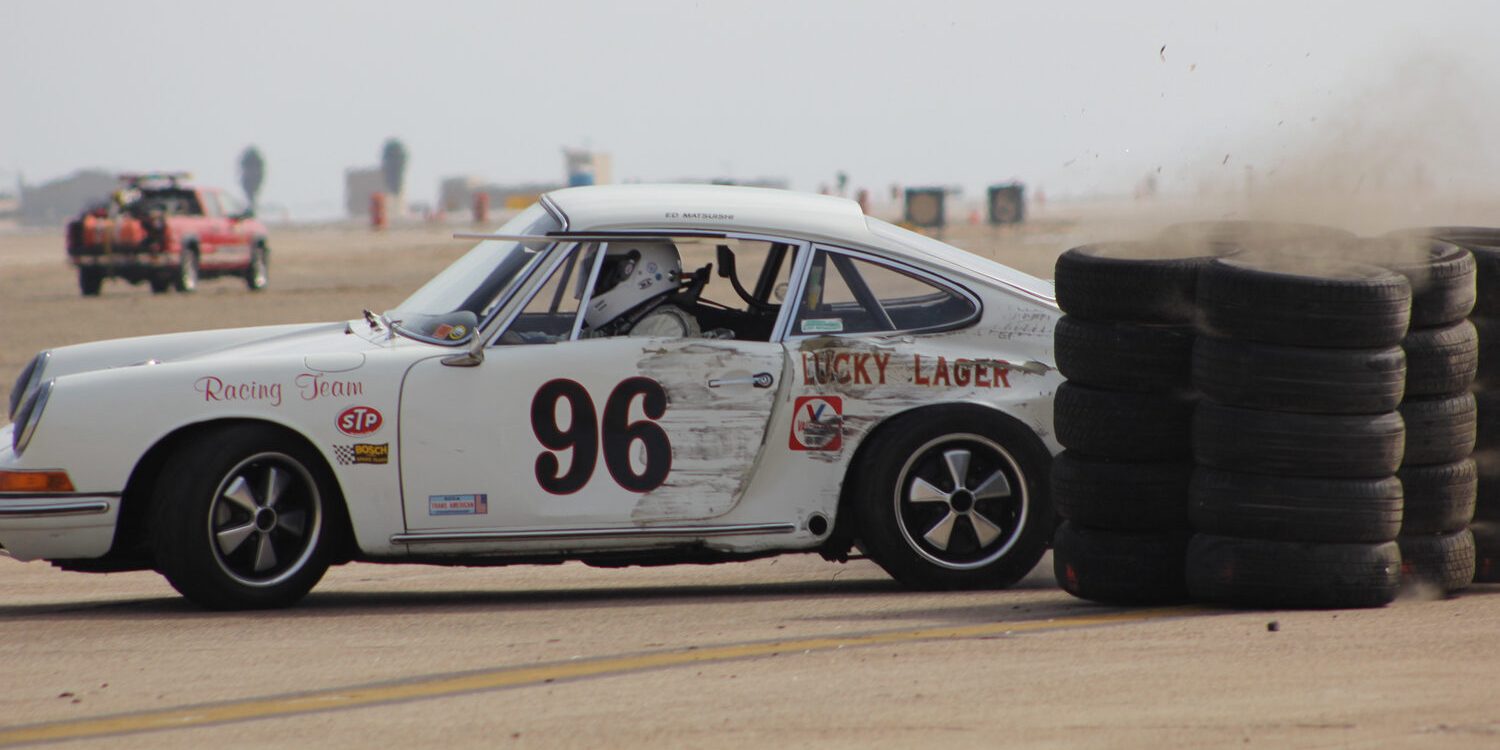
top-left (545, 184), bottom-right (870, 241)
top-left (543, 183), bottom-right (1056, 303)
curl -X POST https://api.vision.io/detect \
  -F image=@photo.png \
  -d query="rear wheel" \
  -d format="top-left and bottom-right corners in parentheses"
top-left (78, 268), bottom-right (103, 296)
top-left (149, 276), bottom-right (172, 294)
top-left (175, 247), bottom-right (199, 293)
top-left (853, 407), bottom-right (1051, 589)
top-left (152, 425), bottom-right (339, 609)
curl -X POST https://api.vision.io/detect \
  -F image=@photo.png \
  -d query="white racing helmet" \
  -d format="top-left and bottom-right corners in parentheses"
top-left (584, 242), bottom-right (684, 330)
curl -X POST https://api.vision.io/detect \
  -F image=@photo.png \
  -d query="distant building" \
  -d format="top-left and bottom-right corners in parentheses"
top-left (19, 170), bottom-right (117, 226)
top-left (345, 167), bottom-right (403, 217)
top-left (563, 149), bottom-right (612, 187)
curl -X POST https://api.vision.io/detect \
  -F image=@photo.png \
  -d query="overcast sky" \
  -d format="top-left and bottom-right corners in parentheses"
top-left (4, 1), bottom-right (1498, 219)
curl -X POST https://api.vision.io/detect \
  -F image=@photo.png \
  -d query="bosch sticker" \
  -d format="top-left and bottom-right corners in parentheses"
top-left (790, 396), bottom-right (842, 451)
top-left (428, 494), bottom-right (488, 515)
top-left (336, 405), bottom-right (383, 436)
top-left (334, 443), bottom-right (389, 465)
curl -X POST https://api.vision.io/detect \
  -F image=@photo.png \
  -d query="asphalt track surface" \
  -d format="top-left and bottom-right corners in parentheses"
top-left (5, 222), bottom-right (1500, 748)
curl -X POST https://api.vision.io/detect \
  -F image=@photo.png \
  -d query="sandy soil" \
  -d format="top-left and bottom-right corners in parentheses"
top-left (3, 211), bottom-right (1500, 749)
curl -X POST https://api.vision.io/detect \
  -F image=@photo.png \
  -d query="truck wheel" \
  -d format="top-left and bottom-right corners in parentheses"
top-left (175, 247), bottom-right (199, 293)
top-left (246, 243), bottom-right (269, 291)
top-left (149, 276), bottom-right (171, 294)
top-left (78, 268), bottom-right (103, 297)
top-left (152, 425), bottom-right (340, 609)
top-left (852, 406), bottom-right (1052, 589)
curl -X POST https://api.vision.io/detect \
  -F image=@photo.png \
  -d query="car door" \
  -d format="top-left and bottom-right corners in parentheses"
top-left (397, 239), bottom-right (790, 534)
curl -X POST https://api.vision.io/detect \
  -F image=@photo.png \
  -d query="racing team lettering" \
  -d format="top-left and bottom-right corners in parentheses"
top-left (194, 376), bottom-right (283, 407)
top-left (800, 352), bottom-right (1011, 388)
top-left (531, 377), bottom-right (671, 495)
top-left (194, 372), bottom-right (366, 408)
top-left (295, 372), bottom-right (364, 401)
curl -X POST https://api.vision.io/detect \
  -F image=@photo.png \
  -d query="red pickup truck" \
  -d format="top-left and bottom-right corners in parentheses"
top-left (66, 173), bottom-right (270, 296)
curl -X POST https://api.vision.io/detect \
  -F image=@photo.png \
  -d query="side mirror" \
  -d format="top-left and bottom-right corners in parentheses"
top-left (716, 244), bottom-right (735, 278)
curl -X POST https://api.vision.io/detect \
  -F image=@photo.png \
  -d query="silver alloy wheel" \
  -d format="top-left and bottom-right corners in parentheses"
top-left (893, 433), bottom-right (1028, 570)
top-left (206, 452), bottom-right (322, 587)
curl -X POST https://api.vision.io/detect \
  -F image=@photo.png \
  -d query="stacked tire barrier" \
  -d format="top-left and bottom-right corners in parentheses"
top-left (1375, 238), bottom-right (1478, 594)
top-left (1050, 243), bottom-right (1206, 604)
top-left (1185, 250), bottom-right (1411, 608)
top-left (1403, 227), bottom-right (1500, 581)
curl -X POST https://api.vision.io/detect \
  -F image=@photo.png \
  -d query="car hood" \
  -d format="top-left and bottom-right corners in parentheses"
top-left (24, 321), bottom-right (395, 386)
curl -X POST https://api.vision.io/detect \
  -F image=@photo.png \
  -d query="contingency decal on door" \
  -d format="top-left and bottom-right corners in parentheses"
top-left (429, 494), bottom-right (489, 516)
top-left (789, 396), bottom-right (843, 451)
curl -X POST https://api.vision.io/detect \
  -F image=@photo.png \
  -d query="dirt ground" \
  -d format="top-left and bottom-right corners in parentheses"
top-left (3, 210), bottom-right (1500, 748)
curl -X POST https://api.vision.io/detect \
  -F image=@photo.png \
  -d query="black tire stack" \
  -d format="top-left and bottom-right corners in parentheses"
top-left (1050, 242), bottom-right (1207, 604)
top-left (1372, 238), bottom-right (1479, 594)
top-left (1185, 250), bottom-right (1411, 608)
top-left (1401, 227), bottom-right (1500, 582)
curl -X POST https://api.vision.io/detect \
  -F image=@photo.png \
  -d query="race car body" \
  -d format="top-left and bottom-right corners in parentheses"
top-left (65, 173), bottom-right (270, 296)
top-left (2, 184), bottom-right (1061, 609)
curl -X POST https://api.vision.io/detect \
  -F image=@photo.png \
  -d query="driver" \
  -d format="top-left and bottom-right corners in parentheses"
top-left (583, 242), bottom-right (705, 338)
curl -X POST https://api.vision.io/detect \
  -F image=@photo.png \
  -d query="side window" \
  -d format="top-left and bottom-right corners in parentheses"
top-left (498, 243), bottom-right (599, 345)
top-left (575, 238), bottom-right (800, 343)
top-left (220, 191), bottom-right (248, 217)
top-left (793, 249), bottom-right (977, 335)
top-left (197, 192), bottom-right (219, 217)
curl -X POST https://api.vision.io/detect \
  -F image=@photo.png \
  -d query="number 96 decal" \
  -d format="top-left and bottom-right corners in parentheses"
top-left (531, 377), bottom-right (672, 495)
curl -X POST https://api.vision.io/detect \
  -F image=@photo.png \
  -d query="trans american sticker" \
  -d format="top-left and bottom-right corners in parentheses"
top-left (428, 494), bottom-right (489, 516)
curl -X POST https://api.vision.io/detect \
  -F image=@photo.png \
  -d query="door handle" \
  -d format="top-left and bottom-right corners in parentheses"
top-left (708, 372), bottom-right (775, 389)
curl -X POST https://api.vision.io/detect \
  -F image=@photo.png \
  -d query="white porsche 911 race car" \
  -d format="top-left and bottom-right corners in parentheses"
top-left (0, 184), bottom-right (1062, 609)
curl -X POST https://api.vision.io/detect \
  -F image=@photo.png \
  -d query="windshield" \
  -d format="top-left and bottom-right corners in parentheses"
top-left (390, 203), bottom-right (562, 324)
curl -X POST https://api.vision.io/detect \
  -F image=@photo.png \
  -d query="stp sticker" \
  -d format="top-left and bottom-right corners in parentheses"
top-left (429, 494), bottom-right (489, 516)
top-left (336, 405), bottom-right (383, 436)
top-left (790, 395), bottom-right (843, 451)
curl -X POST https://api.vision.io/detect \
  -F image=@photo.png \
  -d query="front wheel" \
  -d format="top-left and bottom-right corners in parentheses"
top-left (152, 425), bottom-right (339, 609)
top-left (245, 242), bottom-right (269, 291)
top-left (852, 406), bottom-right (1052, 589)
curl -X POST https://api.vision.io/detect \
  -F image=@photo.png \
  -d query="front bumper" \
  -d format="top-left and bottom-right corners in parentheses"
top-left (0, 495), bottom-right (119, 560)
top-left (71, 253), bottom-right (177, 268)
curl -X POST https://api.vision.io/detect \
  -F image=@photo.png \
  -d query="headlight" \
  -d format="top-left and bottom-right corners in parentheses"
top-left (8, 350), bottom-right (50, 420)
top-left (12, 379), bottom-right (53, 455)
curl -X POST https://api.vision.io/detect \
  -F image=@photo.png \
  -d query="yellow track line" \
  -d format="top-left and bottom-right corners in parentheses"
top-left (0, 606), bottom-right (1201, 747)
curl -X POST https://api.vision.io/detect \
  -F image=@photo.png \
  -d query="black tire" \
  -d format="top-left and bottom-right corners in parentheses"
top-left (1188, 469), bottom-right (1402, 544)
top-left (175, 246), bottom-right (199, 293)
top-left (1052, 521), bottom-right (1189, 605)
top-left (1197, 255), bottom-right (1411, 348)
top-left (1471, 315), bottom-right (1500, 390)
top-left (1471, 520), bottom-right (1500, 582)
top-left (1192, 336), bottom-right (1405, 415)
top-left (1403, 321), bottom-right (1478, 397)
top-left (851, 406), bottom-right (1052, 589)
top-left (1051, 452), bottom-right (1192, 531)
top-left (1399, 460), bottom-right (1477, 535)
top-left (1054, 316), bottom-right (1193, 392)
top-left (152, 424), bottom-right (340, 609)
top-left (1185, 534), bottom-right (1400, 609)
top-left (78, 268), bottom-right (103, 297)
top-left (1398, 528), bottom-right (1475, 593)
top-left (246, 242), bottom-right (269, 291)
top-left (1193, 400), bottom-right (1405, 478)
top-left (149, 276), bottom-right (172, 294)
top-left (1053, 243), bottom-right (1211, 323)
top-left (1055, 382), bottom-right (1195, 461)
top-left (1361, 239), bottom-right (1476, 328)
top-left (1399, 393), bottom-right (1477, 467)
top-left (1399, 228), bottom-right (1500, 317)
